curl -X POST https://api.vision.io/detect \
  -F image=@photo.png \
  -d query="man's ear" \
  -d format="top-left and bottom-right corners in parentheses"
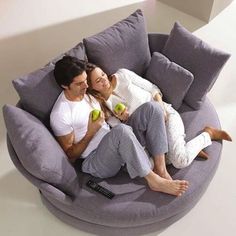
top-left (61, 85), bottom-right (68, 90)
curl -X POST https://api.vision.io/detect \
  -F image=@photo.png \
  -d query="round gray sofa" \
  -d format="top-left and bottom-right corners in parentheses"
top-left (5, 97), bottom-right (222, 235)
top-left (3, 9), bottom-right (229, 236)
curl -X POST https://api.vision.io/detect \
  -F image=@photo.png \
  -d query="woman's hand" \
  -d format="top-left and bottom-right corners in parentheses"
top-left (153, 92), bottom-right (168, 122)
top-left (163, 109), bottom-right (168, 122)
top-left (153, 92), bottom-right (162, 102)
top-left (114, 108), bottom-right (129, 122)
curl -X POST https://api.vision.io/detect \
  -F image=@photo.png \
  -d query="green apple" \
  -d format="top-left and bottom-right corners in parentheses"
top-left (114, 103), bottom-right (126, 114)
top-left (92, 109), bottom-right (101, 121)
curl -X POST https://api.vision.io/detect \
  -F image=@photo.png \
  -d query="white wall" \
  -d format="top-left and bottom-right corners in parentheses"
top-left (159, 0), bottom-right (234, 22)
top-left (0, 0), bottom-right (145, 39)
top-left (159, 0), bottom-right (214, 22)
top-left (210, 0), bottom-right (234, 20)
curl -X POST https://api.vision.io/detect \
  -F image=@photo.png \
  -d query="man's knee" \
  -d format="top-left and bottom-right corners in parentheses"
top-left (140, 101), bottom-right (162, 112)
top-left (140, 101), bottom-right (164, 117)
top-left (149, 101), bottom-right (163, 112)
top-left (112, 124), bottom-right (133, 138)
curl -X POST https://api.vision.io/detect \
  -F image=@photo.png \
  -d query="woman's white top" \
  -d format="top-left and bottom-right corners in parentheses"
top-left (106, 68), bottom-right (161, 115)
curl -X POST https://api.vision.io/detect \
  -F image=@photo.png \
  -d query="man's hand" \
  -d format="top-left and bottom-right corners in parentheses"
top-left (114, 107), bottom-right (129, 122)
top-left (86, 110), bottom-right (105, 137)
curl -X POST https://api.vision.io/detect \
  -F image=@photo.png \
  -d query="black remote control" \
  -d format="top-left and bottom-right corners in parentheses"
top-left (86, 179), bottom-right (115, 199)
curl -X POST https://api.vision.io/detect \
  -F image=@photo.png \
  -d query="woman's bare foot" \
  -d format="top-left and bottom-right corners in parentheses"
top-left (204, 126), bottom-right (232, 141)
top-left (198, 150), bottom-right (209, 160)
top-left (145, 171), bottom-right (189, 196)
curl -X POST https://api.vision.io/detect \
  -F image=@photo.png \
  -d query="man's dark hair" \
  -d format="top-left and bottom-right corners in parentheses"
top-left (54, 56), bottom-right (87, 88)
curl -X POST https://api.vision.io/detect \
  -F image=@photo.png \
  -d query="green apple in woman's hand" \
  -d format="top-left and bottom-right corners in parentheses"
top-left (92, 109), bottom-right (101, 121)
top-left (114, 103), bottom-right (126, 114)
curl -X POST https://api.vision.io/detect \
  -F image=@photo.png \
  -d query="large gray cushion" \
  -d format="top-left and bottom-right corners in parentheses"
top-left (50, 42), bottom-right (87, 65)
top-left (12, 42), bottom-right (86, 125)
top-left (83, 9), bottom-right (151, 76)
top-left (12, 63), bottom-right (61, 125)
top-left (3, 104), bottom-right (78, 194)
top-left (145, 52), bottom-right (194, 110)
top-left (162, 22), bottom-right (230, 109)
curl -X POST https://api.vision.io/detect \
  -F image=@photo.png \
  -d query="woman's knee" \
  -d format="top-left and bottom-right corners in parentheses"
top-left (170, 154), bottom-right (191, 169)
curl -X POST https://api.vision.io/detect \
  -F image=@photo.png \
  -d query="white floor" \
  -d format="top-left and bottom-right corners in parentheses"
top-left (1, 1), bottom-right (236, 236)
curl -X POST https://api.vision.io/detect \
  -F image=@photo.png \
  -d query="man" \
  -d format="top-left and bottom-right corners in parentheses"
top-left (50, 56), bottom-right (189, 196)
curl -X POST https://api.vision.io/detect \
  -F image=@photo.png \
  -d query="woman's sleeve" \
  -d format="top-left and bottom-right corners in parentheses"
top-left (121, 69), bottom-right (162, 96)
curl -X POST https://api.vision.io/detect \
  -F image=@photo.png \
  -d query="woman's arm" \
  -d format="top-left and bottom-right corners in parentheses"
top-left (119, 68), bottom-right (162, 96)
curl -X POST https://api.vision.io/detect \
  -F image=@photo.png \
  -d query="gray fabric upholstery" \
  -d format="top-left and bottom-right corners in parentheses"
top-left (145, 52), bottom-right (194, 109)
top-left (12, 63), bottom-right (61, 125)
top-left (83, 9), bottom-right (151, 76)
top-left (148, 33), bottom-right (169, 54)
top-left (49, 42), bottom-right (87, 65)
top-left (40, 192), bottom-right (193, 236)
top-left (3, 104), bottom-right (78, 195)
top-left (6, 135), bottom-right (75, 205)
top-left (162, 22), bottom-right (230, 109)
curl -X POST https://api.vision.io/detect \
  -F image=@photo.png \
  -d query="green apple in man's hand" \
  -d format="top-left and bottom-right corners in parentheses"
top-left (92, 109), bottom-right (101, 121)
top-left (114, 103), bottom-right (126, 114)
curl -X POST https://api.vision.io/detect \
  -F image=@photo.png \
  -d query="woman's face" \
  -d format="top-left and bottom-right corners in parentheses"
top-left (89, 67), bottom-right (110, 92)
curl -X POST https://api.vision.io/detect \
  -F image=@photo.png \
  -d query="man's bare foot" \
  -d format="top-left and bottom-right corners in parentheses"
top-left (145, 171), bottom-right (189, 196)
top-left (154, 167), bottom-right (173, 180)
top-left (204, 126), bottom-right (232, 141)
top-left (153, 155), bottom-right (172, 180)
top-left (198, 150), bottom-right (209, 160)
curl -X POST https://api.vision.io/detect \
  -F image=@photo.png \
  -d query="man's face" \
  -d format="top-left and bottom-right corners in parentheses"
top-left (64, 71), bottom-right (88, 99)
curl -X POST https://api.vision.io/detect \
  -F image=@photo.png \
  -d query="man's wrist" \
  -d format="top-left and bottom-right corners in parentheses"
top-left (84, 132), bottom-right (94, 142)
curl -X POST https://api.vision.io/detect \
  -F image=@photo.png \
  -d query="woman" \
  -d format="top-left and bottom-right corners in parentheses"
top-left (86, 65), bottom-right (232, 170)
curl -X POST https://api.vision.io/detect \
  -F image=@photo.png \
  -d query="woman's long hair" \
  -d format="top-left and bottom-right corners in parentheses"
top-left (86, 63), bottom-right (113, 120)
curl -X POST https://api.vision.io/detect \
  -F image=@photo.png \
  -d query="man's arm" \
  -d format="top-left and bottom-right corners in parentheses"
top-left (56, 131), bottom-right (94, 163)
top-left (56, 111), bottom-right (105, 163)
